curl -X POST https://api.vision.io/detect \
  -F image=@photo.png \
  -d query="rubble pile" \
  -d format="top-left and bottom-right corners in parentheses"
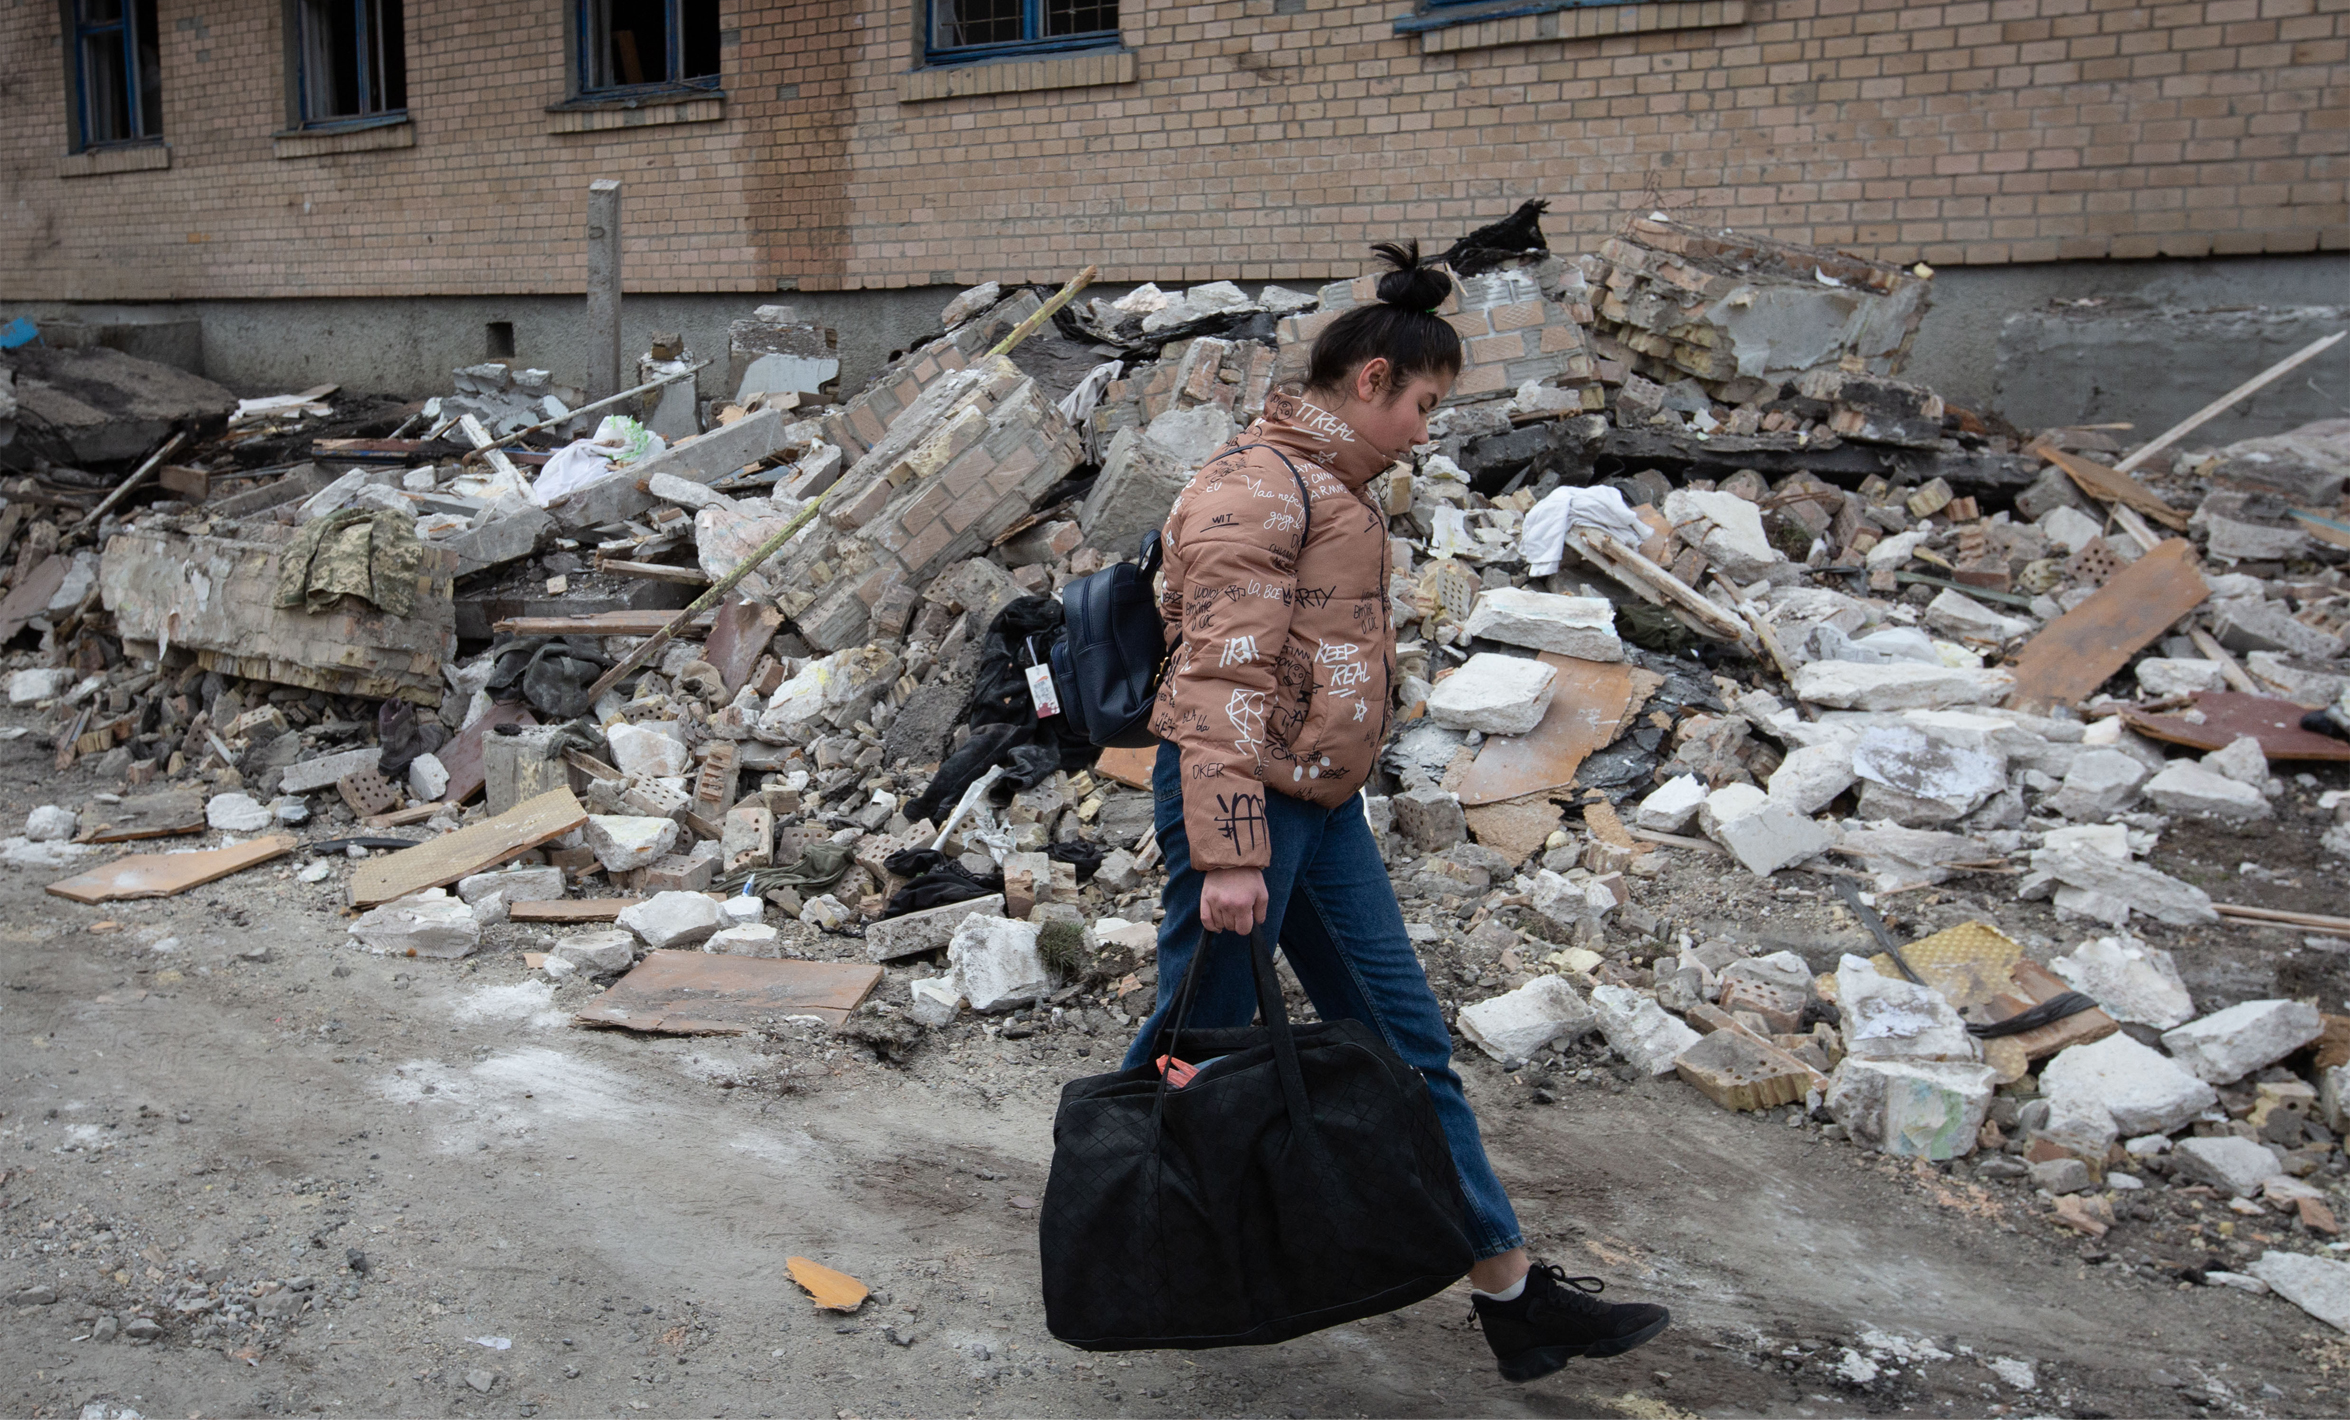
top-left (0, 207), bottom-right (2345, 1332)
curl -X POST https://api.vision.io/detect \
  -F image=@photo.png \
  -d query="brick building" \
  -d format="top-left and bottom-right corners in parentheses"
top-left (3, 0), bottom-right (2343, 416)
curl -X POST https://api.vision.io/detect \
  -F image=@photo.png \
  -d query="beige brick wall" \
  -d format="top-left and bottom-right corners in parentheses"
top-left (3, 0), bottom-right (2342, 304)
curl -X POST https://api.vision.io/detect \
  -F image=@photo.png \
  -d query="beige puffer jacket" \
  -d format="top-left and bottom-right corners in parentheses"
top-left (1148, 390), bottom-right (1395, 871)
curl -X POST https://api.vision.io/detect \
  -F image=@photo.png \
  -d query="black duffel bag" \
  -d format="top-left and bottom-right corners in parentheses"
top-left (1039, 930), bottom-right (1474, 1350)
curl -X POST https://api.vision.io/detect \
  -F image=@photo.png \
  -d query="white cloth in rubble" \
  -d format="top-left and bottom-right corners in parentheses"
top-left (529, 415), bottom-right (667, 507)
top-left (1518, 485), bottom-right (1653, 577)
top-left (1055, 361), bottom-right (1124, 425)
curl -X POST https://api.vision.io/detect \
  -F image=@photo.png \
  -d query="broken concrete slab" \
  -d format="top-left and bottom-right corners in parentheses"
top-left (2160, 999), bottom-right (2324, 1084)
top-left (348, 893), bottom-right (480, 959)
top-left (547, 405), bottom-right (809, 531)
top-left (1767, 743), bottom-right (1857, 816)
top-left (1461, 590), bottom-right (1623, 661)
top-left (1590, 983), bottom-right (1702, 1076)
top-left (2050, 934), bottom-right (2194, 1029)
top-left (204, 793), bottom-right (274, 833)
top-left (2135, 657), bottom-right (2228, 697)
top-left (549, 930), bottom-right (636, 975)
top-left (1425, 654), bottom-right (1559, 736)
top-left (606, 722), bottom-right (691, 780)
top-left (2248, 1250), bottom-right (2350, 1333)
top-left (1825, 1057), bottom-right (1999, 1160)
top-left (2169, 1136), bottom-right (2284, 1197)
top-left (617, 891), bottom-right (723, 950)
top-left (0, 343), bottom-right (236, 469)
top-left (1702, 787), bottom-right (1837, 876)
top-left (707, 924), bottom-right (782, 957)
top-left (1791, 661), bottom-right (2014, 712)
top-left (2042, 749), bottom-right (2150, 821)
top-left (1390, 786), bottom-right (1468, 852)
top-left (586, 815), bottom-right (681, 874)
top-left (2143, 760), bottom-right (2271, 820)
top-left (1836, 955), bottom-right (1975, 1061)
top-left (946, 914), bottom-right (1049, 1013)
top-left (1661, 488), bottom-right (1786, 583)
top-left (278, 748), bottom-right (385, 796)
top-left (2202, 735), bottom-right (2270, 786)
top-left (2212, 598), bottom-right (2346, 661)
top-left (864, 893), bottom-right (1005, 963)
top-left (1457, 975), bottom-right (1597, 1063)
top-left (1633, 774), bottom-right (1709, 832)
top-left (1922, 588), bottom-right (2033, 643)
top-left (2040, 1031), bottom-right (2217, 1137)
top-left (2033, 843), bottom-right (2217, 927)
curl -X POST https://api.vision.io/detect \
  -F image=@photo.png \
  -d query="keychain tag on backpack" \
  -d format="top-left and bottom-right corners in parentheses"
top-left (1025, 662), bottom-right (1062, 718)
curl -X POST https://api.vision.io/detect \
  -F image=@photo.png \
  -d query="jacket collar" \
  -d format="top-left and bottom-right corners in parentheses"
top-left (1247, 389), bottom-right (1390, 490)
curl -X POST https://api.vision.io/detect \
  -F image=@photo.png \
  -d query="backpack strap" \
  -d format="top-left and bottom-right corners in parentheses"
top-left (1225, 443), bottom-right (1313, 548)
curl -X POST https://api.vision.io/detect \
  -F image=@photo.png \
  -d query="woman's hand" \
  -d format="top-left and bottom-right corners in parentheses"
top-left (1200, 868), bottom-right (1268, 936)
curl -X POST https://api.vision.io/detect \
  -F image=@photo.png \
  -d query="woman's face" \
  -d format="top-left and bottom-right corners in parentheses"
top-left (1337, 357), bottom-right (1454, 462)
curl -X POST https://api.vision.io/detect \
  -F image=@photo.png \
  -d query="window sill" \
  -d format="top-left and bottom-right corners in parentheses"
top-left (57, 143), bottom-right (170, 178)
top-left (272, 119), bottom-right (414, 159)
top-left (898, 48), bottom-right (1135, 103)
top-left (547, 95), bottom-right (726, 133)
top-left (1400, 0), bottom-right (1744, 54)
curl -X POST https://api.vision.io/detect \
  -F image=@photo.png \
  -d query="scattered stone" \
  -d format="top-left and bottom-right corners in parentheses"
top-left (617, 891), bottom-right (722, 950)
top-left (2143, 760), bottom-right (2271, 820)
top-left (2039, 1031), bottom-right (2217, 1137)
top-left (7, 668), bottom-right (72, 705)
top-left (1390, 787), bottom-right (1468, 851)
top-left (606, 722), bottom-right (691, 779)
top-left (1590, 983), bottom-right (1702, 1077)
top-left (205, 792), bottom-right (274, 832)
top-left (2201, 735), bottom-right (2269, 786)
top-left (2034, 843), bottom-right (2217, 927)
top-left (1922, 588), bottom-right (2033, 643)
top-left (1790, 661), bottom-right (2014, 712)
top-left (864, 894), bottom-right (1005, 963)
top-left (1836, 955), bottom-right (1974, 1061)
top-left (1457, 975), bottom-right (1597, 1063)
top-left (347, 894), bottom-right (480, 959)
top-left (9, 1285), bottom-right (58, 1305)
top-left (947, 915), bottom-right (1050, 1012)
top-left (407, 752), bottom-right (450, 803)
top-left (2135, 658), bottom-right (2227, 697)
top-left (716, 894), bottom-right (765, 928)
top-left (707, 924), bottom-right (782, 957)
top-left (2160, 999), bottom-right (2324, 1084)
top-left (2029, 1157), bottom-right (2095, 1194)
top-left (2042, 750), bottom-right (2149, 821)
top-left (1766, 744), bottom-right (1856, 816)
top-left (907, 976), bottom-right (963, 1027)
top-left (2168, 1136), bottom-right (2284, 1198)
top-left (1825, 1057), bottom-right (1998, 1160)
top-left (1460, 589), bottom-right (1623, 661)
top-left (23, 805), bottom-right (77, 842)
top-left (2248, 1250), bottom-right (2350, 1332)
top-left (1633, 774), bottom-right (1709, 832)
top-left (2049, 934), bottom-right (2194, 1028)
top-left (1425, 654), bottom-right (1559, 735)
top-left (799, 894), bottom-right (850, 930)
top-left (1702, 786), bottom-right (1837, 876)
top-left (455, 866), bottom-right (564, 907)
top-left (550, 930), bottom-right (635, 975)
top-left (279, 747), bottom-right (384, 795)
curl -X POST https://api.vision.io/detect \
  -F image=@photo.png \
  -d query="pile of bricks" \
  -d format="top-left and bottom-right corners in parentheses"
top-left (1584, 216), bottom-right (1931, 396)
top-left (1085, 335), bottom-right (1280, 460)
top-left (1275, 261), bottom-right (1599, 409)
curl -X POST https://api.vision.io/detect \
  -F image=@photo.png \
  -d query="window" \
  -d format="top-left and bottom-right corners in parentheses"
top-left (927, 0), bottom-right (1118, 64)
top-left (293, 0), bottom-right (407, 126)
top-left (579, 0), bottom-right (720, 94)
top-left (68, 0), bottom-right (162, 149)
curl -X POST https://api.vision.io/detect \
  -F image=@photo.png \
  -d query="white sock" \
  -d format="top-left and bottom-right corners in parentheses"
top-left (1472, 1274), bottom-right (1526, 1303)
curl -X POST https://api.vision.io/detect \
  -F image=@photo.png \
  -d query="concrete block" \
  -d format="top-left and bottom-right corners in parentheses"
top-left (585, 815), bottom-right (680, 873)
top-left (1590, 983), bottom-right (1702, 1076)
top-left (1922, 588), bottom-right (2034, 643)
top-left (2036, 505), bottom-right (2104, 553)
top-left (2143, 761), bottom-right (2270, 820)
top-left (2050, 934), bottom-right (2194, 1028)
top-left (2160, 999), bottom-right (2324, 1084)
top-left (1791, 661), bottom-right (2014, 712)
top-left (348, 893), bottom-right (479, 959)
top-left (707, 924), bottom-right (782, 957)
top-left (1706, 791), bottom-right (1837, 877)
top-left (2134, 658), bottom-right (2228, 697)
top-left (1426, 653), bottom-right (1558, 735)
top-left (2202, 735), bottom-right (2269, 786)
top-left (482, 726), bottom-right (569, 817)
top-left (864, 893), bottom-right (1004, 963)
top-left (1851, 725), bottom-right (2005, 822)
top-left (1077, 425), bottom-right (1190, 560)
top-left (407, 752), bottom-right (450, 803)
top-left (1457, 975), bottom-right (1597, 1063)
top-left (1836, 954), bottom-right (1975, 1061)
top-left (550, 929), bottom-right (635, 974)
top-left (1662, 488), bottom-right (1783, 581)
top-left (440, 504), bottom-right (552, 576)
top-left (206, 792), bottom-right (274, 832)
top-left (23, 806), bottom-right (77, 842)
top-left (617, 891), bottom-right (722, 949)
top-left (8, 668), bottom-right (72, 705)
top-left (606, 722), bottom-right (691, 780)
top-left (643, 853), bottom-right (716, 893)
top-left (2169, 1136), bottom-right (2284, 1197)
top-left (2042, 749), bottom-right (2150, 821)
top-left (456, 865), bottom-right (564, 908)
top-left (1461, 589), bottom-right (1623, 661)
top-left (2248, 1250), bottom-right (2350, 1333)
top-left (2030, 1157), bottom-right (2096, 1194)
top-left (1391, 786), bottom-right (1469, 853)
top-left (907, 975), bottom-right (963, 1027)
top-left (1674, 1029), bottom-right (1817, 1111)
top-left (2034, 843), bottom-right (2217, 927)
top-left (1767, 744), bottom-right (1857, 816)
top-left (1634, 774), bottom-right (1709, 832)
top-left (946, 914), bottom-right (1049, 1012)
top-left (2213, 599), bottom-right (2345, 661)
top-left (722, 804), bottom-right (774, 872)
top-left (2040, 1031), bottom-right (2217, 1136)
top-left (280, 748), bottom-right (383, 795)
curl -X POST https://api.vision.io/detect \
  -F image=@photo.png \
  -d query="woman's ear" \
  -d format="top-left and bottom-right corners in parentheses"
top-left (1353, 357), bottom-right (1391, 404)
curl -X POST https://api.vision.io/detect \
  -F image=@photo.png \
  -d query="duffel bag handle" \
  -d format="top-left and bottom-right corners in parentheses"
top-left (1153, 931), bottom-right (1328, 1175)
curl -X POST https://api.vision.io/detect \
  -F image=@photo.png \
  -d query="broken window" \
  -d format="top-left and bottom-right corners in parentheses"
top-left (293, 0), bottom-right (407, 125)
top-left (928, 0), bottom-right (1118, 63)
top-left (67, 0), bottom-right (162, 149)
top-left (580, 0), bottom-right (721, 94)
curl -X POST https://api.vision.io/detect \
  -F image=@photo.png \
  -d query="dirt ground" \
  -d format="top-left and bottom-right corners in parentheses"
top-left (5, 718), bottom-right (2348, 1420)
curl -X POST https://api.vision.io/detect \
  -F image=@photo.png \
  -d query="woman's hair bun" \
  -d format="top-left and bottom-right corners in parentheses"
top-left (1370, 238), bottom-right (1451, 314)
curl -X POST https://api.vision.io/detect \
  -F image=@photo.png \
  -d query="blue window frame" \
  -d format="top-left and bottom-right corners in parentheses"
top-left (68, 0), bottom-right (162, 149)
top-left (578, 0), bottom-right (721, 95)
top-left (926, 0), bottom-right (1119, 65)
top-left (1397, 0), bottom-right (1645, 29)
top-left (294, 0), bottom-right (407, 127)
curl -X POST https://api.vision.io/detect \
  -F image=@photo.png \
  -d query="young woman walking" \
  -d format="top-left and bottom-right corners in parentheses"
top-left (1124, 240), bottom-right (1671, 1383)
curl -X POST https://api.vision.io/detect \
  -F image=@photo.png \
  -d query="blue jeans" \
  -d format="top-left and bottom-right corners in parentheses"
top-left (1122, 740), bottom-right (1525, 1261)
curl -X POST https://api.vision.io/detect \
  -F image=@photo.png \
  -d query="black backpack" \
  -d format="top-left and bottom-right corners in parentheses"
top-left (1050, 445), bottom-right (1310, 748)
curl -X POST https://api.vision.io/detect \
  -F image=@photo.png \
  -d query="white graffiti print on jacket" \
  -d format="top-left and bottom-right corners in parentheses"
top-left (1316, 639), bottom-right (1374, 720)
top-left (1225, 687), bottom-right (1268, 759)
top-left (1219, 634), bottom-right (1259, 668)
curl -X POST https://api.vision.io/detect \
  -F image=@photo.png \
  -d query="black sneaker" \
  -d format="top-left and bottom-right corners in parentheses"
top-left (1472, 1264), bottom-right (1671, 1383)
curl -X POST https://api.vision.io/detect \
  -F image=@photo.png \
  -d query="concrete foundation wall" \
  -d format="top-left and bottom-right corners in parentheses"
top-left (18, 252), bottom-right (2348, 442)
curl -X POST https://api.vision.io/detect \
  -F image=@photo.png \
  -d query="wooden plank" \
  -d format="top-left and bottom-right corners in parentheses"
top-left (2041, 448), bottom-right (2190, 530)
top-left (348, 787), bottom-right (587, 907)
top-left (2123, 691), bottom-right (2350, 761)
top-left (1976, 959), bottom-right (2119, 1084)
top-left (2003, 538), bottom-right (2206, 711)
top-left (510, 898), bottom-right (641, 923)
top-left (433, 701), bottom-right (537, 807)
top-left (702, 595), bottom-right (783, 696)
top-left (2290, 507), bottom-right (2350, 551)
top-left (155, 465), bottom-right (209, 502)
top-left (597, 558), bottom-right (711, 585)
top-left (1093, 742), bottom-right (1158, 790)
top-left (1455, 654), bottom-right (1637, 807)
top-left (574, 950), bottom-right (882, 1033)
top-left (362, 804), bottom-right (444, 829)
top-left (47, 834), bottom-right (297, 904)
top-left (490, 610), bottom-right (716, 636)
top-left (0, 556), bottom-right (67, 643)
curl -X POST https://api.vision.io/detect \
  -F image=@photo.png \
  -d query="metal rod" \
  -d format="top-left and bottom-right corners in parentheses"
top-left (73, 430), bottom-right (187, 535)
top-left (460, 360), bottom-right (710, 465)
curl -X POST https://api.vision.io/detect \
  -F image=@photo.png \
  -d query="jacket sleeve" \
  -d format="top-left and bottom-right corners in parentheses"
top-left (1158, 458), bottom-right (1306, 872)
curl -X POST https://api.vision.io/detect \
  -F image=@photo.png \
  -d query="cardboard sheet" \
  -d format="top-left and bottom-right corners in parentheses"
top-left (1455, 654), bottom-right (1637, 807)
top-left (574, 950), bottom-right (883, 1034)
top-left (48, 834), bottom-right (296, 904)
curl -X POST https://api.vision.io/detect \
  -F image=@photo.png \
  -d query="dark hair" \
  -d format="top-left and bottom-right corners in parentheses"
top-left (1304, 239), bottom-right (1464, 400)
